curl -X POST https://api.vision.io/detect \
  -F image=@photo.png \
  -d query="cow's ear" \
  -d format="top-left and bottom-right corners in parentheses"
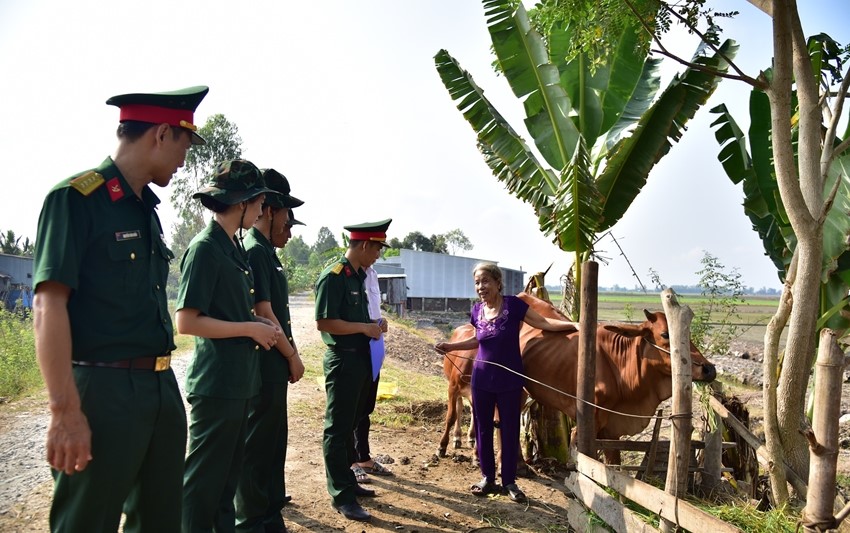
top-left (603, 323), bottom-right (644, 338)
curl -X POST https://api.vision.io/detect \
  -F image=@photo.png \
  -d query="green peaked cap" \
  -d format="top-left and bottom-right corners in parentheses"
top-left (106, 85), bottom-right (209, 145)
top-left (344, 219), bottom-right (392, 247)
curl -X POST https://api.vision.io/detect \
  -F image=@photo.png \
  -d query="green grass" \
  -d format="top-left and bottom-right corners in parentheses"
top-left (0, 310), bottom-right (41, 399)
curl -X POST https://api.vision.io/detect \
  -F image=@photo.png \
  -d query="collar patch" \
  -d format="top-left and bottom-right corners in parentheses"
top-left (106, 177), bottom-right (125, 202)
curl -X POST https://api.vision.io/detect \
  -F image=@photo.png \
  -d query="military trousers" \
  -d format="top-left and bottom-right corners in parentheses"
top-left (182, 394), bottom-right (250, 533)
top-left (322, 347), bottom-right (371, 506)
top-left (50, 366), bottom-right (186, 533)
top-left (234, 377), bottom-right (289, 533)
top-left (352, 372), bottom-right (380, 463)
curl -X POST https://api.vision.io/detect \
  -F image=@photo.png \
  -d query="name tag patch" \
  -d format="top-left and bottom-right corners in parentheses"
top-left (115, 230), bottom-right (141, 241)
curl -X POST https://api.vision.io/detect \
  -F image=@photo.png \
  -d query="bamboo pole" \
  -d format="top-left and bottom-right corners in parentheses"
top-left (802, 329), bottom-right (843, 531)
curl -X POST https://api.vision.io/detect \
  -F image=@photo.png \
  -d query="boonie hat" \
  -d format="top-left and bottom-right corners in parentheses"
top-left (344, 219), bottom-right (392, 247)
top-left (287, 209), bottom-right (305, 227)
top-left (192, 159), bottom-right (279, 206)
top-left (106, 86), bottom-right (209, 145)
top-left (261, 169), bottom-right (304, 209)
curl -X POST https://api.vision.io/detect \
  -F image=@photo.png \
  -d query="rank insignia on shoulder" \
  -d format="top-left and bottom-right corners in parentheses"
top-left (69, 171), bottom-right (105, 196)
top-left (330, 263), bottom-right (344, 275)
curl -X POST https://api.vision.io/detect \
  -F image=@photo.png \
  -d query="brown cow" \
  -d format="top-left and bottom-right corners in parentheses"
top-left (439, 293), bottom-right (716, 463)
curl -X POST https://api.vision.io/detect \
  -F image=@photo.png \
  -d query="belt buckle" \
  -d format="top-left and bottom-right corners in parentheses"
top-left (154, 355), bottom-right (171, 372)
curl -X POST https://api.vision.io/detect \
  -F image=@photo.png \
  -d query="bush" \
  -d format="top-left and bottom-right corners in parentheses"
top-left (0, 309), bottom-right (41, 399)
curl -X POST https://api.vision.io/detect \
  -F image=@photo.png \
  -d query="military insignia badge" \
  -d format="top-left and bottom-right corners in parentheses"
top-left (330, 263), bottom-right (344, 275)
top-left (106, 177), bottom-right (125, 202)
top-left (69, 171), bottom-right (105, 196)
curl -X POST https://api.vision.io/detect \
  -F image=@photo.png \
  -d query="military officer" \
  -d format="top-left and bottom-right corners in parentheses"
top-left (235, 169), bottom-right (305, 533)
top-left (32, 86), bottom-right (208, 532)
top-left (176, 159), bottom-right (281, 532)
top-left (314, 219), bottom-right (391, 523)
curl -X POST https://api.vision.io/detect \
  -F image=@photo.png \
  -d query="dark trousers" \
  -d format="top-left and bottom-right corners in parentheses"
top-left (352, 373), bottom-right (379, 463)
top-left (472, 386), bottom-right (522, 486)
top-left (322, 348), bottom-right (371, 506)
top-left (50, 367), bottom-right (186, 533)
top-left (235, 379), bottom-right (289, 533)
top-left (182, 395), bottom-right (250, 533)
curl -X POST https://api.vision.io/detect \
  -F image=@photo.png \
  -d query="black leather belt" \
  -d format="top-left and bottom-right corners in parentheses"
top-left (72, 354), bottom-right (172, 372)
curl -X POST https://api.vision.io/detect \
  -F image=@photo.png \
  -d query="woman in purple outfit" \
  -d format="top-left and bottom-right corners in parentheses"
top-left (435, 262), bottom-right (578, 503)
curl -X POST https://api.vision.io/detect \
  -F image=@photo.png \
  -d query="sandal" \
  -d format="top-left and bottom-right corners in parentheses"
top-left (504, 483), bottom-right (527, 503)
top-left (351, 465), bottom-right (371, 484)
top-left (470, 478), bottom-right (499, 496)
top-left (362, 461), bottom-right (393, 476)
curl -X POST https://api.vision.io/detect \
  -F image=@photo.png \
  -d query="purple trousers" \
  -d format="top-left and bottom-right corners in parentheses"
top-left (472, 386), bottom-right (522, 486)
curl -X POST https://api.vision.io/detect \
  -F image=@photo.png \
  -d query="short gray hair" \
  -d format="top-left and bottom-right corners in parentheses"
top-left (473, 262), bottom-right (503, 292)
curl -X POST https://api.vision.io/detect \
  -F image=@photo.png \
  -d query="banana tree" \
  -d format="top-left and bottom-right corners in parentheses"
top-left (435, 0), bottom-right (738, 314)
top-left (710, 33), bottom-right (850, 333)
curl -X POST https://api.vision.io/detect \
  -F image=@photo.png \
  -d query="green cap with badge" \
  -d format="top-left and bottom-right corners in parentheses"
top-left (106, 86), bottom-right (209, 145)
top-left (261, 169), bottom-right (304, 209)
top-left (192, 159), bottom-right (279, 205)
top-left (344, 219), bottom-right (392, 247)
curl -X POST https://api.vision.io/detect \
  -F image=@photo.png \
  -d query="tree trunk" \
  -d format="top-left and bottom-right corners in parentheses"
top-left (769, 0), bottom-right (823, 487)
top-left (763, 254), bottom-right (795, 504)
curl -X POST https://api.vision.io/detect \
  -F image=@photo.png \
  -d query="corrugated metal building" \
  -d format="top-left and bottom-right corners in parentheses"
top-left (375, 249), bottom-right (524, 312)
top-left (0, 253), bottom-right (34, 310)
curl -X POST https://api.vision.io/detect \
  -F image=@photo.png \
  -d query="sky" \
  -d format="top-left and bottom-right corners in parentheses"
top-left (1, 0), bottom-right (848, 291)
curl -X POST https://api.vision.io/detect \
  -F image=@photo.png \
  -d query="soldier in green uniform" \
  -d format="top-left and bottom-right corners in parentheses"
top-left (235, 169), bottom-right (305, 533)
top-left (176, 159), bottom-right (282, 533)
top-left (314, 219), bottom-right (392, 523)
top-left (32, 86), bottom-right (208, 532)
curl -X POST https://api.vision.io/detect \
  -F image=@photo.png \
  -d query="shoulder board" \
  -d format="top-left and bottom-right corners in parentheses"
top-left (69, 171), bottom-right (105, 196)
top-left (330, 263), bottom-right (344, 275)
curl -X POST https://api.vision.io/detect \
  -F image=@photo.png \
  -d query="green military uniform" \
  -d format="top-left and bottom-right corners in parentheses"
top-left (33, 86), bottom-right (207, 533)
top-left (235, 169), bottom-right (304, 533)
top-left (315, 256), bottom-right (373, 507)
top-left (178, 160), bottom-right (278, 533)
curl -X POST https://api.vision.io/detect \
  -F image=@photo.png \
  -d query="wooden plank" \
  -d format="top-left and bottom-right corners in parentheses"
top-left (597, 439), bottom-right (737, 451)
top-left (574, 452), bottom-right (743, 533)
top-left (565, 472), bottom-right (660, 533)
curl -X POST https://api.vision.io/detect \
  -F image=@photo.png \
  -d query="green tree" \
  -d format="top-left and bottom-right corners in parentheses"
top-left (708, 27), bottom-right (850, 500)
top-left (443, 228), bottom-right (473, 255)
top-left (313, 227), bottom-right (339, 255)
top-left (0, 230), bottom-right (33, 257)
top-left (435, 0), bottom-right (736, 317)
top-left (169, 114), bottom-right (243, 262)
top-left (281, 235), bottom-right (311, 265)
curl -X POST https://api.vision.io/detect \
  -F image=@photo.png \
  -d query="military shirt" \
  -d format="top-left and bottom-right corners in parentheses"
top-left (33, 157), bottom-right (175, 361)
top-left (243, 227), bottom-right (292, 384)
top-left (178, 220), bottom-right (260, 399)
top-left (314, 257), bottom-right (370, 350)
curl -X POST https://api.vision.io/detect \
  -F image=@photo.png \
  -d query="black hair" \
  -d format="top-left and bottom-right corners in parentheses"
top-left (199, 195), bottom-right (230, 213)
top-left (116, 121), bottom-right (188, 143)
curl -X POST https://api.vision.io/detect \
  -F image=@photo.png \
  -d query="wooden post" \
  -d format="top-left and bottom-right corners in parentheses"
top-left (803, 329), bottom-right (843, 531)
top-left (660, 289), bottom-right (694, 533)
top-left (576, 261), bottom-right (598, 457)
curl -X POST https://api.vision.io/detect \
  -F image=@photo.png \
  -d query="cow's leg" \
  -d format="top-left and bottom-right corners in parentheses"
top-left (439, 387), bottom-right (459, 457)
top-left (452, 396), bottom-right (464, 449)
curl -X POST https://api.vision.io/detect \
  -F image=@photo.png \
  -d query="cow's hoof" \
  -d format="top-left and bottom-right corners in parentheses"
top-left (437, 448), bottom-right (447, 458)
top-left (453, 440), bottom-right (462, 449)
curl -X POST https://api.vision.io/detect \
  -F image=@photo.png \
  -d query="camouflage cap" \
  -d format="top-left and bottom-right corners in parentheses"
top-left (192, 159), bottom-right (280, 206)
top-left (287, 208), bottom-right (305, 227)
top-left (260, 168), bottom-right (304, 209)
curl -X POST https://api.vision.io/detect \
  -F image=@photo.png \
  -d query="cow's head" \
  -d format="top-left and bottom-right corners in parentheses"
top-left (602, 309), bottom-right (716, 382)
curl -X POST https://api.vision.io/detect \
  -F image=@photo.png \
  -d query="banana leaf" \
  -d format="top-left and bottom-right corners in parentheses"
top-left (595, 39), bottom-right (739, 231)
top-left (485, 0), bottom-right (579, 169)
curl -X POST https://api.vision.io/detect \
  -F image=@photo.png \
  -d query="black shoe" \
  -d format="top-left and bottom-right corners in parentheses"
top-left (504, 483), bottom-right (527, 503)
top-left (354, 484), bottom-right (376, 497)
top-left (333, 502), bottom-right (372, 522)
top-left (263, 524), bottom-right (287, 533)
